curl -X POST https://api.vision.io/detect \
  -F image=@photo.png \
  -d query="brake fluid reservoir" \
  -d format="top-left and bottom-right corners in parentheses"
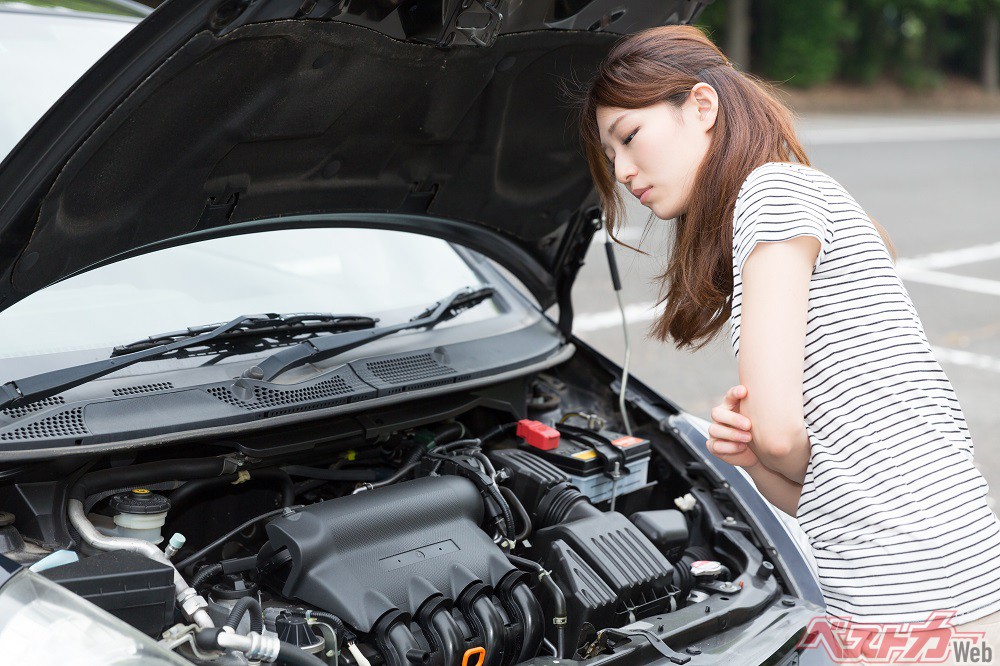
top-left (109, 489), bottom-right (171, 543)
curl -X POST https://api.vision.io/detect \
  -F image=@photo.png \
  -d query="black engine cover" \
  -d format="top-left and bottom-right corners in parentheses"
top-left (263, 475), bottom-right (516, 631)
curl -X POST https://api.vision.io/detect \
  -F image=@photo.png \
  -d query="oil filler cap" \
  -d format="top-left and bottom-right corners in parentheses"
top-left (109, 489), bottom-right (171, 515)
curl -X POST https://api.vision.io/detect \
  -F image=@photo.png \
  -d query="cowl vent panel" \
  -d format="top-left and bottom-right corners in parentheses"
top-left (112, 382), bottom-right (174, 396)
top-left (205, 368), bottom-right (374, 415)
top-left (352, 352), bottom-right (458, 396)
top-left (0, 407), bottom-right (88, 441)
top-left (1, 395), bottom-right (65, 420)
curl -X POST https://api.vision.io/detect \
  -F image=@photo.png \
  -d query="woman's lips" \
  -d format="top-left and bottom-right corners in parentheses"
top-left (637, 187), bottom-right (653, 204)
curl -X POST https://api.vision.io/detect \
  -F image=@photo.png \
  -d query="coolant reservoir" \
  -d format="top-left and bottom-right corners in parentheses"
top-left (108, 489), bottom-right (171, 544)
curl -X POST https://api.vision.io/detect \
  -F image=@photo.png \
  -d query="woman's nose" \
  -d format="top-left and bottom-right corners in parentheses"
top-left (614, 155), bottom-right (637, 185)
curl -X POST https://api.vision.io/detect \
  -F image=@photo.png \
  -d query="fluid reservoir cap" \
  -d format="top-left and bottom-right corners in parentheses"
top-left (690, 560), bottom-right (724, 577)
top-left (110, 489), bottom-right (171, 515)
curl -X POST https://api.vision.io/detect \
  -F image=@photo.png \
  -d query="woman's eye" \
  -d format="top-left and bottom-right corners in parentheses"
top-left (622, 128), bottom-right (638, 145)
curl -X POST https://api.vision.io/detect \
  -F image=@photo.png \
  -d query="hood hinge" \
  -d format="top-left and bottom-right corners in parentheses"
top-left (444, 0), bottom-right (507, 47)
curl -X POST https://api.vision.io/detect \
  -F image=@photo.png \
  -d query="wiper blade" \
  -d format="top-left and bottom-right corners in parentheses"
top-left (246, 285), bottom-right (495, 382)
top-left (0, 312), bottom-right (377, 410)
top-left (112, 313), bottom-right (377, 355)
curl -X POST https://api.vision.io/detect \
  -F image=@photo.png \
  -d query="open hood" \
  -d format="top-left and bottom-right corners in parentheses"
top-left (0, 0), bottom-right (708, 319)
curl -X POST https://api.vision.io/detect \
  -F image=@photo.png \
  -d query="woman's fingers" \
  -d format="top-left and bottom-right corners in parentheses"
top-left (708, 438), bottom-right (748, 455)
top-left (709, 422), bottom-right (752, 442)
top-left (722, 384), bottom-right (748, 410)
top-left (711, 405), bottom-right (752, 431)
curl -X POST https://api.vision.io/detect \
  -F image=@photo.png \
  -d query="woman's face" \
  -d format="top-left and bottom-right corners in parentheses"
top-left (596, 84), bottom-right (718, 220)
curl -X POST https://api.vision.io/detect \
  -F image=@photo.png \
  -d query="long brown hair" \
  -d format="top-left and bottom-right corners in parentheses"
top-left (578, 25), bottom-right (895, 350)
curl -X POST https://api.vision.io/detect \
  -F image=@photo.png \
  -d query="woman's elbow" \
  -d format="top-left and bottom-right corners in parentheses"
top-left (753, 421), bottom-right (808, 459)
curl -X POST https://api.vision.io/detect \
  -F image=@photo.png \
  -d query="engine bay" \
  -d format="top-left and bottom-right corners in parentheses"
top-left (0, 355), bottom-right (814, 665)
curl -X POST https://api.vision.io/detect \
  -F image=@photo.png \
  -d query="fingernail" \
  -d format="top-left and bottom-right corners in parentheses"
top-left (741, 420), bottom-right (751, 429)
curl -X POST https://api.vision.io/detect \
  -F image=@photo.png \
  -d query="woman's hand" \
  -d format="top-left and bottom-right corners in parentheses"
top-left (707, 385), bottom-right (758, 469)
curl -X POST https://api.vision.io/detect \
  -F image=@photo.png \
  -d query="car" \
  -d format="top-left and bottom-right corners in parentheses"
top-left (0, 1), bottom-right (830, 664)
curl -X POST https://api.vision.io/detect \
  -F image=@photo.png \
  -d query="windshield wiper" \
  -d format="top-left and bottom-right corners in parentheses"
top-left (0, 312), bottom-right (377, 410)
top-left (111, 313), bottom-right (377, 355)
top-left (244, 285), bottom-right (495, 382)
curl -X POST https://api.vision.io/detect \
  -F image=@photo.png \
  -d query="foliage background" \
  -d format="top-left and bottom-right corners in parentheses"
top-left (697, 0), bottom-right (1000, 90)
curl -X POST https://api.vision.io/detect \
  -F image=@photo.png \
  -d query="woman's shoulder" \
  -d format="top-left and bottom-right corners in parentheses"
top-left (739, 161), bottom-right (836, 198)
top-left (735, 162), bottom-right (838, 218)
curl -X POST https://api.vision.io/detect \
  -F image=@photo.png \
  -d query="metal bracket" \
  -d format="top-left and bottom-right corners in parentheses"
top-left (602, 627), bottom-right (692, 664)
top-left (453, 1), bottom-right (506, 47)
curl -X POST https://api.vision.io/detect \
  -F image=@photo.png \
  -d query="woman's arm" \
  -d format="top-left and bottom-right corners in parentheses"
top-left (708, 385), bottom-right (803, 517)
top-left (738, 235), bottom-right (818, 485)
top-left (742, 458), bottom-right (803, 517)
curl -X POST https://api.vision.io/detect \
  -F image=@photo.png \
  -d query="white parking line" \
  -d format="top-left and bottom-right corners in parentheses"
top-left (574, 301), bottom-right (658, 332)
top-left (896, 241), bottom-right (1000, 271)
top-left (895, 267), bottom-right (1000, 297)
top-left (893, 241), bottom-right (1000, 296)
top-left (800, 123), bottom-right (1000, 145)
top-left (930, 347), bottom-right (1000, 374)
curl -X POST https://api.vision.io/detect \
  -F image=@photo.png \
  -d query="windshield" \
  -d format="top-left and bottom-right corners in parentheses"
top-left (0, 228), bottom-right (490, 360)
top-left (0, 5), bottom-right (140, 159)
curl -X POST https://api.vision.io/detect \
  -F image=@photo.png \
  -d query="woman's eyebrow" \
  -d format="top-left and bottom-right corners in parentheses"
top-left (600, 112), bottom-right (632, 150)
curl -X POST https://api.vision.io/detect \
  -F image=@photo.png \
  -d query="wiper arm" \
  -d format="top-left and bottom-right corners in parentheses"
top-left (0, 312), bottom-right (377, 410)
top-left (112, 313), bottom-right (377, 355)
top-left (246, 285), bottom-right (495, 382)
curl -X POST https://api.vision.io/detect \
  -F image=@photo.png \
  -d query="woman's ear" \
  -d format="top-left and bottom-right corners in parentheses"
top-left (690, 82), bottom-right (719, 132)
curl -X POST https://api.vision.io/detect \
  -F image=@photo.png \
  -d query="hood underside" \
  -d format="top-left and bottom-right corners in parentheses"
top-left (0, 0), bottom-right (708, 313)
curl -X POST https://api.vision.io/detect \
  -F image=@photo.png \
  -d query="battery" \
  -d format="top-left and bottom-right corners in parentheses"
top-left (529, 430), bottom-right (650, 505)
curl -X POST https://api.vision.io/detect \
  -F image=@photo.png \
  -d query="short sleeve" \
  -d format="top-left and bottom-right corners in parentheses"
top-left (732, 164), bottom-right (834, 275)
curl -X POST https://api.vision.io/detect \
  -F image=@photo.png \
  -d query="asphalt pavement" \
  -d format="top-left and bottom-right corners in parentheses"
top-left (569, 112), bottom-right (1000, 506)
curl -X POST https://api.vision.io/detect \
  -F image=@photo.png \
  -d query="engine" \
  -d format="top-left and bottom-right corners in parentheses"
top-left (3, 410), bottom-right (766, 666)
top-left (251, 437), bottom-right (692, 666)
top-left (259, 475), bottom-right (540, 666)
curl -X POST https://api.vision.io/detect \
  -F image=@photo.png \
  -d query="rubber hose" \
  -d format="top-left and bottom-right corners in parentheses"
top-left (281, 466), bottom-right (382, 482)
top-left (431, 438), bottom-right (483, 454)
top-left (364, 459), bottom-right (421, 490)
top-left (170, 469), bottom-right (296, 515)
top-left (177, 505), bottom-right (302, 572)
top-left (506, 555), bottom-right (568, 659)
top-left (498, 486), bottom-right (532, 541)
top-left (307, 611), bottom-right (346, 646)
top-left (479, 422), bottom-right (518, 445)
top-left (429, 421), bottom-right (465, 446)
top-left (225, 596), bottom-right (264, 634)
top-left (55, 459), bottom-right (100, 547)
top-left (71, 457), bottom-right (229, 501)
top-left (487, 482), bottom-right (516, 538)
top-left (276, 641), bottom-right (329, 666)
top-left (190, 563), bottom-right (224, 590)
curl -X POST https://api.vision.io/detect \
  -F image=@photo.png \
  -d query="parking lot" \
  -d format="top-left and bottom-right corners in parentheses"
top-left (570, 112), bottom-right (1000, 505)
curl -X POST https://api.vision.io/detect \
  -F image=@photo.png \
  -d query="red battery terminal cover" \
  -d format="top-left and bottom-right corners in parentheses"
top-left (515, 419), bottom-right (560, 450)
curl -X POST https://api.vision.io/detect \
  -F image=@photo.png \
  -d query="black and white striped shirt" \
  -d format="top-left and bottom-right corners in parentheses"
top-left (729, 161), bottom-right (1000, 624)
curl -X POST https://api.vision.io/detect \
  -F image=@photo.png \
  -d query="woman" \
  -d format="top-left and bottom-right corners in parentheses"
top-left (578, 23), bottom-right (1000, 652)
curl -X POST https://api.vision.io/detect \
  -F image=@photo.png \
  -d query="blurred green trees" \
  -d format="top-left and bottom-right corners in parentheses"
top-left (696, 0), bottom-right (1000, 90)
